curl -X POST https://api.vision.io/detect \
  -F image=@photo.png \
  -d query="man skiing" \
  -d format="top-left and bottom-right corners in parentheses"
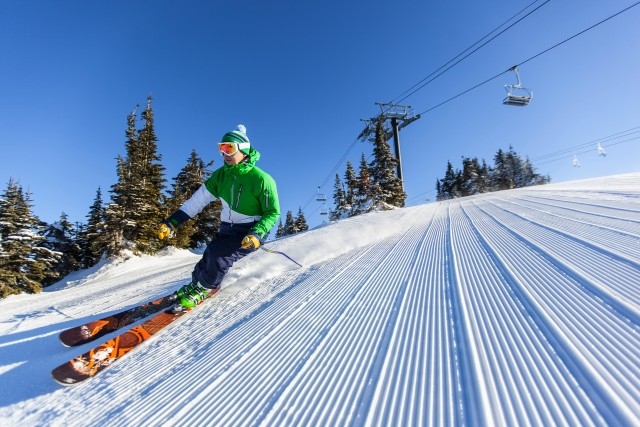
top-left (158, 124), bottom-right (280, 310)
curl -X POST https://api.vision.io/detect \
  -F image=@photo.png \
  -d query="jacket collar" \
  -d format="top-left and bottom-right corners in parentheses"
top-left (223, 147), bottom-right (260, 174)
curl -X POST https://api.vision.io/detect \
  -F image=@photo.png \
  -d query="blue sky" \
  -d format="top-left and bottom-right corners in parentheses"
top-left (1, 1), bottom-right (639, 229)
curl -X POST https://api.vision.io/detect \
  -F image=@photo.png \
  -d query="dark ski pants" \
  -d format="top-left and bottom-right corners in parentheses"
top-left (191, 222), bottom-right (257, 289)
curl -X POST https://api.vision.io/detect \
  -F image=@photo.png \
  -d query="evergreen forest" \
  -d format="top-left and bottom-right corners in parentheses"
top-left (0, 98), bottom-right (221, 297)
top-left (0, 102), bottom-right (547, 298)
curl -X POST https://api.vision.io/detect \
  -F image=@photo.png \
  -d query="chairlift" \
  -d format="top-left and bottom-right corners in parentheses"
top-left (572, 155), bottom-right (581, 167)
top-left (597, 142), bottom-right (607, 157)
top-left (316, 187), bottom-right (327, 202)
top-left (503, 67), bottom-right (533, 107)
top-left (320, 204), bottom-right (328, 215)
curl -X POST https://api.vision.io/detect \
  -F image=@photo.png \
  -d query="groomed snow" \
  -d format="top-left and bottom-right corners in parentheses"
top-left (1, 173), bottom-right (639, 426)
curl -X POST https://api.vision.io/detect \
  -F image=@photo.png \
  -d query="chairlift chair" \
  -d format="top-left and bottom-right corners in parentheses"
top-left (572, 155), bottom-right (581, 167)
top-left (597, 142), bottom-right (607, 157)
top-left (503, 67), bottom-right (533, 107)
top-left (320, 204), bottom-right (328, 215)
top-left (316, 187), bottom-right (327, 202)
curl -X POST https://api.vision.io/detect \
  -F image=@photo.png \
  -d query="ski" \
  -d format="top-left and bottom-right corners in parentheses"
top-left (51, 290), bottom-right (218, 386)
top-left (59, 293), bottom-right (178, 347)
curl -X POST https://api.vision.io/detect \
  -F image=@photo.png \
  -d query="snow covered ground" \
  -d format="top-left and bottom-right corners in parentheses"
top-left (1, 173), bottom-right (639, 426)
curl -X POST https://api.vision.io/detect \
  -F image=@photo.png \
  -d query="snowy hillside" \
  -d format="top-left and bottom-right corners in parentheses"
top-left (1, 173), bottom-right (639, 426)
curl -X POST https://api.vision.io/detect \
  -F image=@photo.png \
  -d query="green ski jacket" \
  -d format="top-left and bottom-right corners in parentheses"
top-left (179, 147), bottom-right (280, 239)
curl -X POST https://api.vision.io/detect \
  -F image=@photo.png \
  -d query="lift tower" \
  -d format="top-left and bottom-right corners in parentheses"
top-left (357, 102), bottom-right (420, 191)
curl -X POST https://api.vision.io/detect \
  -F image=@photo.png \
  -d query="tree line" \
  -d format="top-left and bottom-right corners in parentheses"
top-left (435, 146), bottom-right (550, 200)
top-left (275, 208), bottom-right (309, 238)
top-left (0, 97), bottom-right (221, 297)
top-left (2, 98), bottom-right (542, 298)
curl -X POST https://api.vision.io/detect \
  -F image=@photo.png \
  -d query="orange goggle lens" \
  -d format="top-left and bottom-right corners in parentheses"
top-left (218, 143), bottom-right (238, 156)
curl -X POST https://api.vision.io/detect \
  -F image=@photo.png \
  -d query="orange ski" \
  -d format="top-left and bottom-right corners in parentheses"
top-left (58, 293), bottom-right (177, 347)
top-left (52, 290), bottom-right (217, 385)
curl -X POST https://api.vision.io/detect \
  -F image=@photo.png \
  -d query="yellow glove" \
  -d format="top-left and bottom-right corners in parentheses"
top-left (158, 222), bottom-right (175, 239)
top-left (241, 234), bottom-right (261, 249)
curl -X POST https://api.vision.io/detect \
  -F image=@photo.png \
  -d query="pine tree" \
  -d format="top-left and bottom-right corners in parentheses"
top-left (275, 219), bottom-right (285, 238)
top-left (460, 157), bottom-right (481, 197)
top-left (283, 210), bottom-right (296, 235)
top-left (492, 148), bottom-right (512, 191)
top-left (439, 161), bottom-right (459, 199)
top-left (369, 117), bottom-right (406, 208)
top-left (29, 240), bottom-right (60, 289)
top-left (104, 156), bottom-right (127, 256)
top-left (506, 147), bottom-right (520, 189)
top-left (294, 207), bottom-right (309, 233)
top-left (514, 154), bottom-right (548, 187)
top-left (353, 153), bottom-right (372, 215)
top-left (105, 97), bottom-right (166, 255)
top-left (166, 150), bottom-right (220, 249)
top-left (343, 161), bottom-right (357, 211)
top-left (74, 222), bottom-right (89, 267)
top-left (0, 179), bottom-right (47, 296)
top-left (477, 159), bottom-right (491, 193)
top-left (130, 96), bottom-right (166, 253)
top-left (81, 187), bottom-right (107, 267)
top-left (39, 212), bottom-right (81, 284)
top-left (330, 174), bottom-right (346, 221)
top-left (436, 179), bottom-right (444, 201)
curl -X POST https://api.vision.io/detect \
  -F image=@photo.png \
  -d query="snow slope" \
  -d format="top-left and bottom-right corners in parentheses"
top-left (1, 173), bottom-right (639, 426)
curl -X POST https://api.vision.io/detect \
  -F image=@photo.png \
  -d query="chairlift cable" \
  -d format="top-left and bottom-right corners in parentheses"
top-left (389, 0), bottom-right (550, 108)
top-left (417, 70), bottom-right (509, 116)
top-left (515, 0), bottom-right (640, 69)
top-left (531, 126), bottom-right (640, 162)
top-left (532, 132), bottom-right (640, 161)
top-left (300, 136), bottom-right (360, 213)
top-left (535, 136), bottom-right (639, 166)
top-left (416, 1), bottom-right (640, 117)
top-left (532, 127), bottom-right (640, 166)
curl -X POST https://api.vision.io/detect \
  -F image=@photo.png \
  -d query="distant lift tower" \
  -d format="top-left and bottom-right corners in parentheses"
top-left (358, 102), bottom-right (420, 191)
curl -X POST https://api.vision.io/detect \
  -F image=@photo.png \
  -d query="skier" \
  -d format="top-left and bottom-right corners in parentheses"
top-left (158, 124), bottom-right (280, 309)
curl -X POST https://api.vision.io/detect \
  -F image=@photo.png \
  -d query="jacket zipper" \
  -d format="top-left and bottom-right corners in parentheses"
top-left (229, 176), bottom-right (236, 222)
top-left (265, 189), bottom-right (270, 209)
top-left (235, 184), bottom-right (243, 209)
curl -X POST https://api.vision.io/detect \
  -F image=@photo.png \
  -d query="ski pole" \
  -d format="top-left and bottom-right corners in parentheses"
top-left (259, 246), bottom-right (303, 267)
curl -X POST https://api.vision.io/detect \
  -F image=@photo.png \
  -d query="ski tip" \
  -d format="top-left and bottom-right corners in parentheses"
top-left (51, 361), bottom-right (92, 386)
top-left (58, 334), bottom-right (92, 348)
top-left (58, 338), bottom-right (72, 348)
top-left (51, 371), bottom-right (83, 386)
top-left (52, 378), bottom-right (80, 387)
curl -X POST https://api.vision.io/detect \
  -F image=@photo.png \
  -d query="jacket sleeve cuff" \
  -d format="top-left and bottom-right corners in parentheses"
top-left (249, 230), bottom-right (264, 241)
top-left (167, 209), bottom-right (191, 227)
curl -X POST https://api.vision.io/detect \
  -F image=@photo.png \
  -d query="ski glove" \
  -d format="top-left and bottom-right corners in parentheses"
top-left (158, 210), bottom-right (190, 240)
top-left (241, 234), bottom-right (261, 249)
top-left (158, 222), bottom-right (176, 239)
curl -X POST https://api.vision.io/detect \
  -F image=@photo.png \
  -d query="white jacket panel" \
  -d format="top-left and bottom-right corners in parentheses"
top-left (180, 184), bottom-right (261, 224)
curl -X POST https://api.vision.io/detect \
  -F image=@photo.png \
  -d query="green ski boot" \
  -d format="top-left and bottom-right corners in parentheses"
top-left (175, 282), bottom-right (211, 310)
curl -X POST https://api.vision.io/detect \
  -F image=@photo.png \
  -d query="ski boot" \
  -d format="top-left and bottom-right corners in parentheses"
top-left (174, 282), bottom-right (211, 312)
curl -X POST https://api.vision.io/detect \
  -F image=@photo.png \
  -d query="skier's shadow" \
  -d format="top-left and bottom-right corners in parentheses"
top-left (0, 290), bottom-right (179, 405)
top-left (0, 317), bottom-right (82, 405)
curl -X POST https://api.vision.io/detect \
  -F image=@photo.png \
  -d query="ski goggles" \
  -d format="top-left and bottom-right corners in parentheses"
top-left (218, 142), bottom-right (239, 156)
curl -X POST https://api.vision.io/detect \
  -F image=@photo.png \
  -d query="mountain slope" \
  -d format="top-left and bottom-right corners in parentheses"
top-left (1, 173), bottom-right (639, 426)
